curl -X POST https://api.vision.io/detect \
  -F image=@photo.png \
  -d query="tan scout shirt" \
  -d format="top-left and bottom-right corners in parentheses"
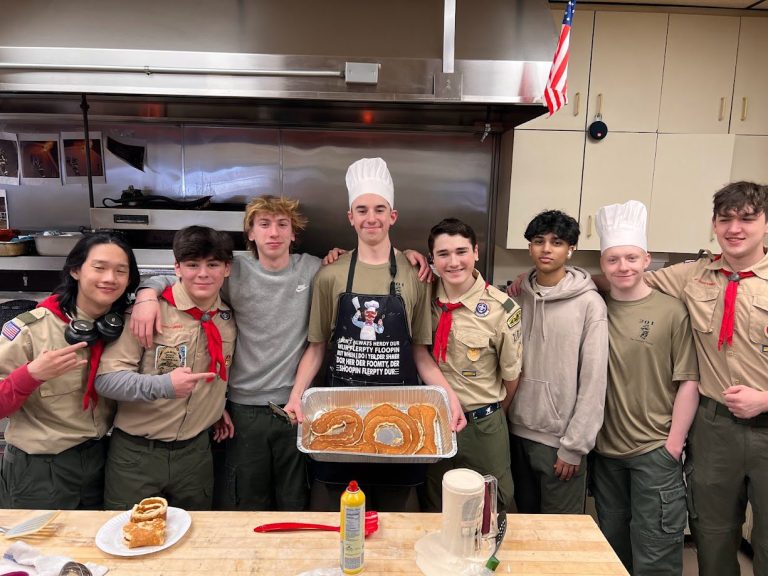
top-left (98, 283), bottom-right (236, 442)
top-left (0, 308), bottom-right (114, 454)
top-left (432, 272), bottom-right (523, 411)
top-left (646, 252), bottom-right (768, 404)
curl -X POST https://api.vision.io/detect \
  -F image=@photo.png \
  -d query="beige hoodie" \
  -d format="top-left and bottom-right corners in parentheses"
top-left (508, 266), bottom-right (608, 465)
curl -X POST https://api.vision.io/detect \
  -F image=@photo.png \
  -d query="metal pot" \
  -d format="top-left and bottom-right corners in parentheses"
top-left (0, 240), bottom-right (32, 257)
top-left (33, 232), bottom-right (84, 256)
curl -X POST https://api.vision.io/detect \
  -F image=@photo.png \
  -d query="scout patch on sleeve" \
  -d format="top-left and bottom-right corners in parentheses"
top-left (1, 320), bottom-right (21, 341)
top-left (155, 344), bottom-right (187, 374)
top-left (506, 308), bottom-right (522, 329)
top-left (220, 310), bottom-right (232, 321)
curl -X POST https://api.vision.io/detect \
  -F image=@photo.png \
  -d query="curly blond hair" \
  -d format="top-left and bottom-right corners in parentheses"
top-left (243, 195), bottom-right (308, 257)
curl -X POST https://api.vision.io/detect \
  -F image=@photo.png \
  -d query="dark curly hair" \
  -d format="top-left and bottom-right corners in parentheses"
top-left (524, 210), bottom-right (580, 246)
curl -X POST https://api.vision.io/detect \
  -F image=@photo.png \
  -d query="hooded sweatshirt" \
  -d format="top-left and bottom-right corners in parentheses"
top-left (508, 266), bottom-right (608, 465)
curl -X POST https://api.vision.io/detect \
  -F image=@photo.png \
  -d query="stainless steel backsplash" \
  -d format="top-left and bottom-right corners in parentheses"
top-left (2, 122), bottom-right (493, 272)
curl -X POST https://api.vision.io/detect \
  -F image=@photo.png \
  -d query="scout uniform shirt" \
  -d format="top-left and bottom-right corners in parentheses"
top-left (646, 251), bottom-right (768, 404)
top-left (432, 272), bottom-right (523, 411)
top-left (0, 308), bottom-right (114, 454)
top-left (98, 282), bottom-right (236, 442)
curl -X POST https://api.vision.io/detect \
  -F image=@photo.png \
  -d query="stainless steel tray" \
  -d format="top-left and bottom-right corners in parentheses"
top-left (297, 386), bottom-right (458, 464)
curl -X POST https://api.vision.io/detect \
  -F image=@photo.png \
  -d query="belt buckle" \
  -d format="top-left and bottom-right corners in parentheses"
top-left (467, 403), bottom-right (498, 421)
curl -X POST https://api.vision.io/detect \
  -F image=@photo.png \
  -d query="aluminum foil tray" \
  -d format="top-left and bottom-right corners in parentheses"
top-left (297, 386), bottom-right (458, 464)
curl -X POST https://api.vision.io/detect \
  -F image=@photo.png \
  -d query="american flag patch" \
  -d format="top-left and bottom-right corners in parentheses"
top-left (1, 320), bottom-right (21, 341)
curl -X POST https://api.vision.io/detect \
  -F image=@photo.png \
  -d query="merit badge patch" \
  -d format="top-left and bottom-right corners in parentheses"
top-left (506, 308), bottom-right (522, 329)
top-left (220, 311), bottom-right (232, 321)
top-left (467, 348), bottom-right (481, 362)
top-left (475, 302), bottom-right (489, 318)
top-left (154, 344), bottom-right (187, 375)
top-left (1, 320), bottom-right (21, 341)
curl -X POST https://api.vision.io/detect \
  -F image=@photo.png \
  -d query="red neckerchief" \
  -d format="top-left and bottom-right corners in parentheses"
top-left (718, 267), bottom-right (755, 350)
top-left (37, 295), bottom-right (101, 410)
top-left (433, 299), bottom-right (462, 363)
top-left (161, 286), bottom-right (227, 381)
top-left (432, 282), bottom-right (489, 364)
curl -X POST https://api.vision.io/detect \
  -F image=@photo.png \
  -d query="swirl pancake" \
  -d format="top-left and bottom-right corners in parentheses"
top-left (409, 403), bottom-right (438, 455)
top-left (363, 403), bottom-right (421, 455)
top-left (308, 407), bottom-right (364, 451)
top-left (130, 496), bottom-right (168, 523)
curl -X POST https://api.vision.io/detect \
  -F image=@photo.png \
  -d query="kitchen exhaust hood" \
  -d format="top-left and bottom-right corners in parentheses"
top-left (0, 0), bottom-right (556, 105)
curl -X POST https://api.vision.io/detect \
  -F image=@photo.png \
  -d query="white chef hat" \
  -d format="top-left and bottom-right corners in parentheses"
top-left (364, 300), bottom-right (380, 312)
top-left (346, 157), bottom-right (394, 209)
top-left (595, 200), bottom-right (648, 252)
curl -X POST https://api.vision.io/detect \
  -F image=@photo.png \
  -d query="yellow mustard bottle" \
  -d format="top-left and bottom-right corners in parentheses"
top-left (340, 480), bottom-right (365, 574)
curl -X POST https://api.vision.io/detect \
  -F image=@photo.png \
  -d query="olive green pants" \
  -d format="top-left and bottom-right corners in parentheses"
top-left (510, 434), bottom-right (586, 514)
top-left (686, 400), bottom-right (768, 576)
top-left (590, 446), bottom-right (686, 576)
top-left (0, 438), bottom-right (108, 509)
top-left (216, 402), bottom-right (308, 511)
top-left (104, 428), bottom-right (213, 510)
top-left (423, 410), bottom-right (515, 513)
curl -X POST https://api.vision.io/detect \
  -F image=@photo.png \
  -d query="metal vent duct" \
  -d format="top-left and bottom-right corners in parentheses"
top-left (0, 0), bottom-right (556, 104)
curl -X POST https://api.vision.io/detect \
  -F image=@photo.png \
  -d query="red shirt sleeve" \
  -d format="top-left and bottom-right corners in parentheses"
top-left (0, 363), bottom-right (42, 418)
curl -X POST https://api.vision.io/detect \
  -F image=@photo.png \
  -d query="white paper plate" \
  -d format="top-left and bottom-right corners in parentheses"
top-left (95, 507), bottom-right (191, 557)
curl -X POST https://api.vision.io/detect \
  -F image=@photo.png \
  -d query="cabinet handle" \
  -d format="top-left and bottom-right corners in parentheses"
top-left (596, 94), bottom-right (603, 116)
top-left (718, 97), bottom-right (726, 122)
top-left (587, 215), bottom-right (593, 238)
top-left (573, 92), bottom-right (580, 117)
top-left (741, 97), bottom-right (748, 122)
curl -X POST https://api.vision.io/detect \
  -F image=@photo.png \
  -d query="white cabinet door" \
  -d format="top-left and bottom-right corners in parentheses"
top-left (579, 133), bottom-right (657, 251)
top-left (649, 134), bottom-right (736, 253)
top-left (730, 18), bottom-right (768, 136)
top-left (587, 12), bottom-right (668, 133)
top-left (731, 136), bottom-right (768, 184)
top-left (658, 15), bottom-right (739, 134)
top-left (517, 10), bottom-right (594, 131)
top-left (505, 130), bottom-right (585, 249)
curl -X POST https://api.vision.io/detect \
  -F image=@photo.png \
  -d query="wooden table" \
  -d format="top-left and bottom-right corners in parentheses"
top-left (0, 510), bottom-right (628, 575)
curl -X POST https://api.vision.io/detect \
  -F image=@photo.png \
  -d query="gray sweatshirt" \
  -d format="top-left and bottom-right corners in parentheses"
top-left (508, 266), bottom-right (608, 465)
top-left (140, 252), bottom-right (321, 405)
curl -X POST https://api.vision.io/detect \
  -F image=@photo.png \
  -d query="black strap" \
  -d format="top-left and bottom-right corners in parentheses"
top-left (345, 247), bottom-right (398, 296)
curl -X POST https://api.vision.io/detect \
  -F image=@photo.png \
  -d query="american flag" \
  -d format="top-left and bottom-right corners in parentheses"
top-left (2, 320), bottom-right (21, 341)
top-left (544, 0), bottom-right (576, 117)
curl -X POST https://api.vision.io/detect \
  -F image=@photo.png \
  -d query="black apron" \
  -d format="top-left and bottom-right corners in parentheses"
top-left (313, 248), bottom-right (425, 486)
top-left (326, 247), bottom-right (418, 388)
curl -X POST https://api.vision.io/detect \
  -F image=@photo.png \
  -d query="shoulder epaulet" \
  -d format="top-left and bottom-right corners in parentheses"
top-left (487, 285), bottom-right (518, 312)
top-left (696, 249), bottom-right (716, 262)
top-left (15, 308), bottom-right (47, 327)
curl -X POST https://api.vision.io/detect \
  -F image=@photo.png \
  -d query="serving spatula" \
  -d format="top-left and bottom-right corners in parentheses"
top-left (0, 510), bottom-right (60, 539)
